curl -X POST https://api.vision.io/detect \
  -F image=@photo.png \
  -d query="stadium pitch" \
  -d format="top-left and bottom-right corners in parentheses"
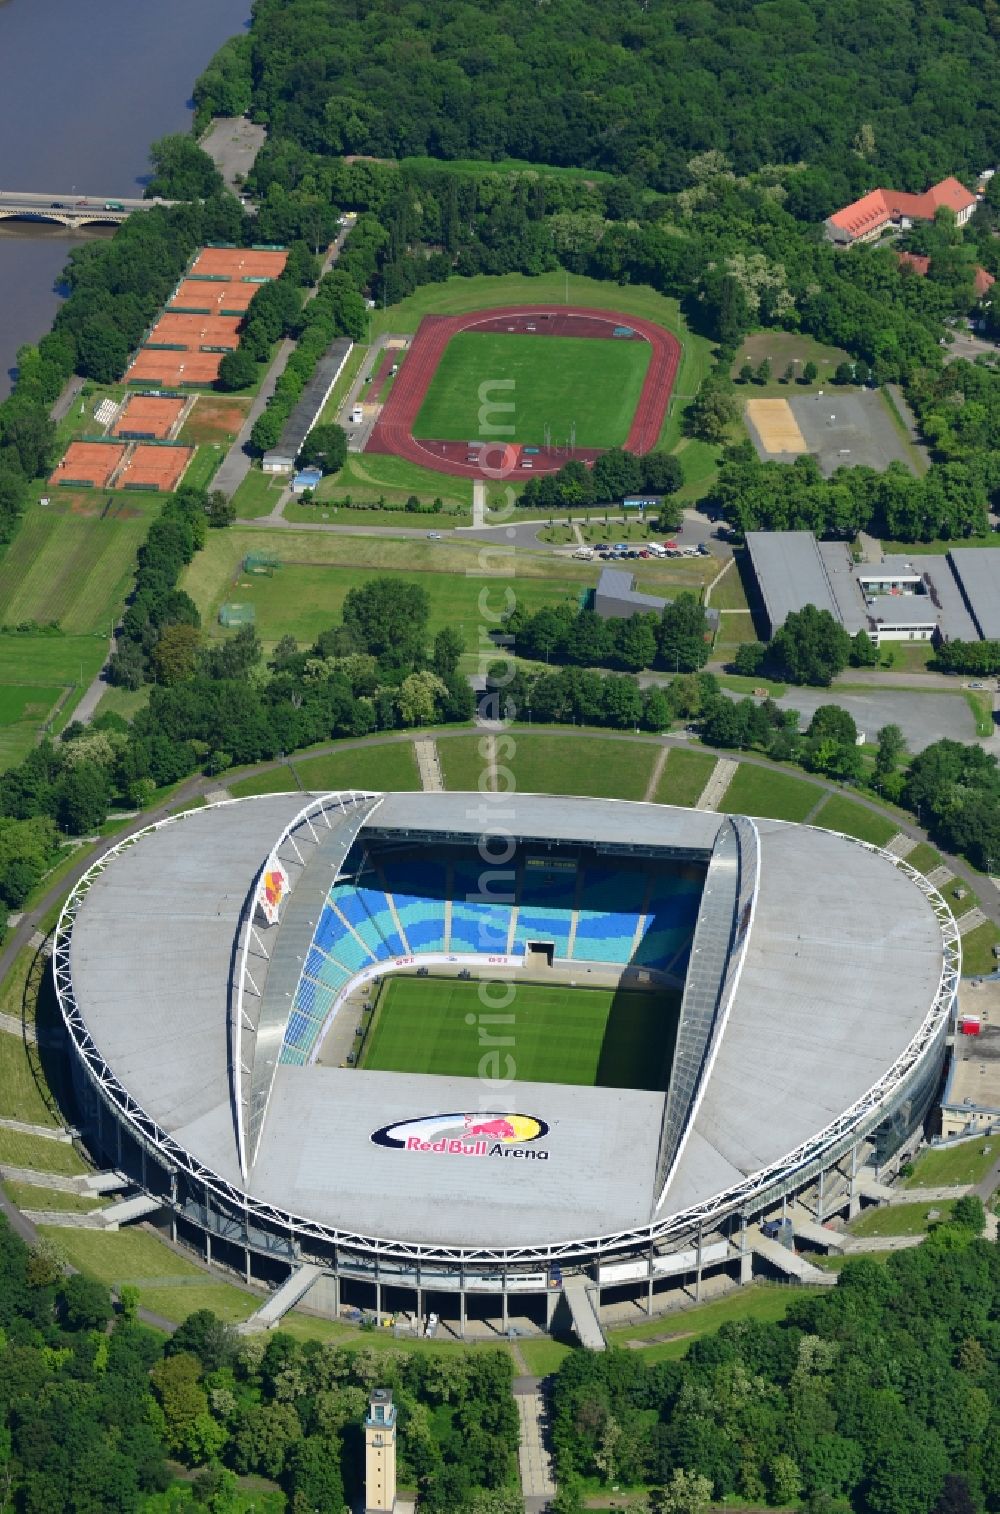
top-left (411, 331), bottom-right (651, 450)
top-left (360, 975), bottom-right (681, 1090)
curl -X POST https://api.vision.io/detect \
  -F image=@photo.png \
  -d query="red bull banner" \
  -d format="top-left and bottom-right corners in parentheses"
top-left (371, 1112), bottom-right (550, 1161)
top-left (258, 861), bottom-right (289, 924)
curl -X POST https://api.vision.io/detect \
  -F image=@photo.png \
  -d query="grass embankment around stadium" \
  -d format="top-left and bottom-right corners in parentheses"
top-left (413, 331), bottom-right (651, 450)
top-left (361, 975), bottom-right (681, 1091)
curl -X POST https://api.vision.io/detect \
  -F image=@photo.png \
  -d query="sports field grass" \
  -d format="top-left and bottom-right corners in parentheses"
top-left (0, 506), bottom-right (149, 634)
top-left (413, 331), bottom-right (650, 450)
top-left (371, 272), bottom-right (712, 453)
top-left (0, 632), bottom-right (108, 769)
top-left (179, 528), bottom-right (590, 654)
top-left (361, 976), bottom-right (681, 1091)
top-left (717, 763), bottom-right (824, 823)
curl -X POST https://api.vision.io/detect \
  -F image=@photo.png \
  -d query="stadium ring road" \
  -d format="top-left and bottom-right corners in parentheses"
top-left (53, 789), bottom-right (959, 1338)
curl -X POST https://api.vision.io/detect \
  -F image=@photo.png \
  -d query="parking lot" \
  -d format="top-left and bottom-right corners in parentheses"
top-left (746, 388), bottom-right (925, 477)
top-left (738, 685), bottom-right (980, 753)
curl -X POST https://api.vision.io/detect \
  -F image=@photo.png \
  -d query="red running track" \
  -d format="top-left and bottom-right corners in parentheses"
top-left (366, 306), bottom-right (681, 479)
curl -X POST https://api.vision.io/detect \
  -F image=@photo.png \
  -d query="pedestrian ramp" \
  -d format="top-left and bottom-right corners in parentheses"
top-left (749, 1229), bottom-right (837, 1285)
top-left (99, 1192), bottom-right (164, 1230)
top-left (788, 1205), bottom-right (848, 1252)
top-left (237, 1262), bottom-right (323, 1333)
top-left (563, 1273), bottom-right (607, 1350)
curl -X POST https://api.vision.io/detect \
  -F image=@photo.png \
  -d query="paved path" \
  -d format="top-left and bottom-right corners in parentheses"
top-left (514, 1377), bottom-right (556, 1506)
top-left (0, 1116), bottom-right (71, 1141)
top-left (696, 756), bottom-right (737, 811)
top-left (644, 745), bottom-right (668, 801)
top-left (414, 739), bottom-right (444, 793)
top-left (0, 1011), bottom-right (35, 1043)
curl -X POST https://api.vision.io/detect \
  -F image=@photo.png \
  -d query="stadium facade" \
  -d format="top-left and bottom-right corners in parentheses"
top-left (54, 791), bottom-right (959, 1333)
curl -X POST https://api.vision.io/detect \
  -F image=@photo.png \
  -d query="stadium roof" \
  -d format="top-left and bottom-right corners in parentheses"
top-left (64, 791), bottom-right (951, 1257)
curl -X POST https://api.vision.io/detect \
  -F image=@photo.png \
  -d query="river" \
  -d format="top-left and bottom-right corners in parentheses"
top-left (0, 0), bottom-right (252, 398)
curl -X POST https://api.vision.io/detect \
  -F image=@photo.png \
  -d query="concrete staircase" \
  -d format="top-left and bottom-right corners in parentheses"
top-left (237, 1262), bottom-right (324, 1333)
top-left (563, 1273), bottom-right (607, 1350)
top-left (749, 1229), bottom-right (837, 1285)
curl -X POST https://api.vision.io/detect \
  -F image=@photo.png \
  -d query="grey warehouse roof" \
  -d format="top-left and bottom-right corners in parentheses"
top-left (948, 548), bottom-right (1000, 640)
top-left (62, 790), bottom-right (949, 1254)
top-left (745, 531), bottom-right (842, 632)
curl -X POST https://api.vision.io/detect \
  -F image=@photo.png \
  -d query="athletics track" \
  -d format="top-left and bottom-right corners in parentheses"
top-left (366, 305), bottom-right (681, 479)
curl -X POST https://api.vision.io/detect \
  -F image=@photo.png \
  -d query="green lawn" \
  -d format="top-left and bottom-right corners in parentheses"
top-left (718, 764), bottom-right (824, 823)
top-left (607, 1284), bottom-right (822, 1359)
top-left (848, 1200), bottom-right (955, 1239)
top-left (362, 976), bottom-right (680, 1090)
top-left (812, 795), bottom-right (898, 848)
top-left (517, 1337), bottom-right (575, 1376)
top-left (315, 451), bottom-right (474, 510)
top-left (137, 1283), bottom-right (261, 1325)
top-left (0, 506), bottom-right (149, 634)
top-left (904, 1141), bottom-right (998, 1188)
top-left (227, 765), bottom-right (300, 798)
top-left (91, 683), bottom-right (150, 723)
top-left (0, 1032), bottom-right (62, 1127)
top-left (179, 528), bottom-right (586, 654)
top-left (904, 841), bottom-right (943, 876)
top-left (38, 1226), bottom-right (206, 1284)
top-left (3, 1181), bottom-right (107, 1214)
top-left (0, 632), bottom-right (108, 770)
top-left (413, 331), bottom-right (651, 450)
top-left (959, 920), bottom-right (1000, 976)
top-left (231, 467), bottom-right (286, 519)
top-left (654, 747), bottom-right (715, 808)
top-left (294, 741), bottom-right (421, 792)
top-left (0, 1130), bottom-right (88, 1176)
top-left (439, 730), bottom-right (660, 801)
top-left (731, 331), bottom-right (853, 392)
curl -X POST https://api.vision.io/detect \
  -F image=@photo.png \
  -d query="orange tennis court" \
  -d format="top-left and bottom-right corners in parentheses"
top-left (126, 350), bottom-right (224, 386)
top-left (148, 313), bottom-right (243, 351)
top-left (189, 247), bottom-right (288, 281)
top-left (170, 280), bottom-right (257, 314)
top-left (113, 395), bottom-right (185, 439)
top-left (116, 445), bottom-right (193, 492)
top-left (49, 442), bottom-right (125, 489)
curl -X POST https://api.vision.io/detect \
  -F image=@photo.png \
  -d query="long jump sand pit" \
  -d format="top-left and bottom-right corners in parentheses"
top-left (745, 398), bottom-right (808, 457)
top-left (116, 445), bottom-right (193, 493)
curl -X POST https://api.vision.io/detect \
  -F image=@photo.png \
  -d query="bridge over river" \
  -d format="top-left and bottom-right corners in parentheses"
top-left (0, 191), bottom-right (176, 228)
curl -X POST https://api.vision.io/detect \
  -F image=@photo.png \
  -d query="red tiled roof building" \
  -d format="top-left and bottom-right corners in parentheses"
top-left (825, 177), bottom-right (976, 244)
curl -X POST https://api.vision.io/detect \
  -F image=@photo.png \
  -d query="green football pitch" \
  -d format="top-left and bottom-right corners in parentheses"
top-left (360, 975), bottom-right (680, 1091)
top-left (412, 332), bottom-right (651, 450)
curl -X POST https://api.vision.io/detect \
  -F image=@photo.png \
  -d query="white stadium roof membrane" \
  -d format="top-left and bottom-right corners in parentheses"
top-left (58, 790), bottom-right (957, 1262)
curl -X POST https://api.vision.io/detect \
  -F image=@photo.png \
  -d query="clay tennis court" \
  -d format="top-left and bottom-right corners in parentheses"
top-left (113, 395), bottom-right (185, 439)
top-left (116, 445), bottom-right (193, 492)
top-left (147, 313), bottom-right (243, 351)
top-left (49, 442), bottom-right (125, 489)
top-left (126, 350), bottom-right (224, 386)
top-left (744, 399), bottom-right (808, 455)
top-left (189, 247), bottom-right (288, 281)
top-left (170, 280), bottom-right (257, 314)
top-left (367, 306), bottom-right (680, 478)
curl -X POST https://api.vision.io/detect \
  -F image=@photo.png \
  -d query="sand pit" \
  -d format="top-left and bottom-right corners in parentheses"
top-left (745, 399), bottom-right (808, 455)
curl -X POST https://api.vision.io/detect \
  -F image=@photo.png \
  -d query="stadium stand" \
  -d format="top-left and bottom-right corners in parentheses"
top-left (380, 860), bottom-right (448, 952)
top-left (280, 857), bottom-right (702, 1064)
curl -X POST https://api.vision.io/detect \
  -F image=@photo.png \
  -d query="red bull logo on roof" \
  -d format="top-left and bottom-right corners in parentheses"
top-left (258, 862), bottom-right (289, 924)
top-left (371, 1112), bottom-right (550, 1160)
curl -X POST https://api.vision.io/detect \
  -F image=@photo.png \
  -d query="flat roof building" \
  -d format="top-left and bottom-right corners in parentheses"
top-left (593, 567), bottom-right (720, 636)
top-left (263, 338), bottom-right (353, 473)
top-left (947, 548), bottom-right (1000, 640)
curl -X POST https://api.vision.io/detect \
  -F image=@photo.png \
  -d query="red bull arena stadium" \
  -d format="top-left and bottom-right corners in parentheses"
top-left (54, 791), bottom-right (959, 1340)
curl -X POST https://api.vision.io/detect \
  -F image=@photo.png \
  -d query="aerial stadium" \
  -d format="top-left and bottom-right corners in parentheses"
top-left (54, 790), bottom-right (960, 1340)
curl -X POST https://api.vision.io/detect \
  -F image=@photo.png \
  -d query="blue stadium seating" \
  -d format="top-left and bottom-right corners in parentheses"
top-left (330, 884), bottom-right (392, 961)
top-left (355, 884), bottom-right (406, 956)
top-left (632, 878), bottom-right (702, 970)
top-left (513, 910), bottom-right (572, 956)
top-left (381, 861), bottom-right (448, 953)
top-left (572, 910), bottom-right (638, 964)
top-left (450, 862), bottom-right (514, 953)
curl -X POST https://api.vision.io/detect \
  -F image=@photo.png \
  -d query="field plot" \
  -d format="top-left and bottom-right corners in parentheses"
top-left (0, 509), bottom-right (149, 634)
top-left (178, 395), bottom-right (250, 445)
top-left (413, 332), bottom-right (650, 450)
top-left (362, 976), bottom-right (681, 1091)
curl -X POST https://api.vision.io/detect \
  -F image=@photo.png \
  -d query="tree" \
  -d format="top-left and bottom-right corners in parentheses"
top-left (733, 641), bottom-right (766, 676)
top-left (802, 360), bottom-right (819, 384)
top-left (249, 407), bottom-right (284, 455)
top-left (298, 422), bottom-right (347, 474)
top-left (806, 704), bottom-right (858, 746)
top-left (770, 605), bottom-right (851, 686)
top-left (398, 671), bottom-right (447, 726)
top-left (739, 361), bottom-right (755, 384)
top-left (641, 452), bottom-right (683, 495)
top-left (149, 1352), bottom-right (210, 1459)
top-left (593, 448), bottom-right (643, 502)
top-left (951, 1194), bottom-right (985, 1234)
top-left (657, 594), bottom-right (711, 672)
top-left (686, 382), bottom-right (738, 443)
top-left (55, 763), bottom-right (110, 834)
top-left (341, 577), bottom-right (430, 668)
top-left (145, 135), bottom-right (226, 200)
top-left (835, 361), bottom-right (856, 384)
top-left (849, 629), bottom-right (878, 667)
top-left (660, 1468), bottom-right (713, 1514)
top-left (153, 623), bottom-right (201, 685)
top-left (875, 722), bottom-right (906, 776)
top-left (216, 348), bottom-right (258, 392)
top-left (432, 625), bottom-right (464, 678)
top-left (206, 490), bottom-right (236, 528)
top-left (755, 357), bottom-right (771, 385)
top-left (168, 1309), bottom-right (236, 1373)
top-left (59, 1274), bottom-right (112, 1331)
top-left (282, 1434), bottom-right (345, 1513)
